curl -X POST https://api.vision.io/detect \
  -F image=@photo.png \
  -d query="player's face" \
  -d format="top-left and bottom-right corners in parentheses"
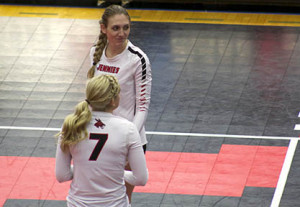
top-left (101, 14), bottom-right (130, 49)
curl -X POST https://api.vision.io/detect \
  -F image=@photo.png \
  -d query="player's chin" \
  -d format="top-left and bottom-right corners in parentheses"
top-left (117, 38), bottom-right (127, 44)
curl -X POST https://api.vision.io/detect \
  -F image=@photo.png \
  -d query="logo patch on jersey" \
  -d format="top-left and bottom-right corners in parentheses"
top-left (96, 64), bottom-right (120, 74)
top-left (94, 118), bottom-right (106, 129)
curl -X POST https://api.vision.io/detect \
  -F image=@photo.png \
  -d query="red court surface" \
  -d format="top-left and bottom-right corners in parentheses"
top-left (0, 144), bottom-right (287, 206)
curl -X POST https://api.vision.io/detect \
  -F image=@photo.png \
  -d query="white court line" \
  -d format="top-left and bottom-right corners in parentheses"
top-left (0, 125), bottom-right (299, 206)
top-left (0, 126), bottom-right (60, 131)
top-left (293, 112), bottom-right (300, 130)
top-left (0, 125), bottom-right (299, 140)
top-left (147, 131), bottom-right (299, 140)
top-left (270, 138), bottom-right (298, 207)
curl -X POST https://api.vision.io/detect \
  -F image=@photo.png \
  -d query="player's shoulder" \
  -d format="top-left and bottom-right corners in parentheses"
top-left (111, 114), bottom-right (135, 127)
top-left (90, 45), bottom-right (96, 56)
top-left (127, 41), bottom-right (148, 59)
top-left (111, 115), bottom-right (138, 134)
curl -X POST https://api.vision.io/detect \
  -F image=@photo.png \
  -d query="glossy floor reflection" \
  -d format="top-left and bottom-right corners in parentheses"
top-left (1, 6), bottom-right (300, 207)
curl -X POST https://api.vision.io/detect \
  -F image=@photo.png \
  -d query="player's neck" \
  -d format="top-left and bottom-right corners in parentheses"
top-left (92, 109), bottom-right (113, 114)
top-left (106, 40), bottom-right (128, 58)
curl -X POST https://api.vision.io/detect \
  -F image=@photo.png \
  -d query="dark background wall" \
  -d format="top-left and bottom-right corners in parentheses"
top-left (0, 0), bottom-right (300, 13)
top-left (0, 0), bottom-right (98, 7)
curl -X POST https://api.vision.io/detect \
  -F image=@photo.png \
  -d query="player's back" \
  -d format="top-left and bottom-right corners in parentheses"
top-left (67, 111), bottom-right (137, 206)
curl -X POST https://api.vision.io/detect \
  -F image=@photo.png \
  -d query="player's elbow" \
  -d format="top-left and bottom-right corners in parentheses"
top-left (56, 174), bottom-right (65, 183)
top-left (137, 170), bottom-right (148, 186)
top-left (56, 172), bottom-right (73, 183)
top-left (139, 178), bottom-right (147, 186)
top-left (135, 178), bottom-right (147, 186)
top-left (56, 177), bottom-right (65, 183)
top-left (56, 175), bottom-right (68, 183)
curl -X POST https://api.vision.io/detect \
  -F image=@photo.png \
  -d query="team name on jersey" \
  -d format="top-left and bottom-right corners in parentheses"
top-left (96, 64), bottom-right (120, 74)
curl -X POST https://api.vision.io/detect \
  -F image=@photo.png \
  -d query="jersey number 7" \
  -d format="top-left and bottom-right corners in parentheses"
top-left (89, 133), bottom-right (108, 161)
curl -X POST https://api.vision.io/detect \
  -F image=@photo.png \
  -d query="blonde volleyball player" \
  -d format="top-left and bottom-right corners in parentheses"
top-left (87, 5), bottom-right (152, 204)
top-left (55, 75), bottom-right (148, 207)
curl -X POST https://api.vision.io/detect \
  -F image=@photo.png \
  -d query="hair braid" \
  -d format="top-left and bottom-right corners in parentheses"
top-left (56, 75), bottom-right (120, 152)
top-left (87, 4), bottom-right (130, 79)
top-left (106, 75), bottom-right (120, 99)
top-left (87, 75), bottom-right (120, 111)
top-left (87, 33), bottom-right (107, 79)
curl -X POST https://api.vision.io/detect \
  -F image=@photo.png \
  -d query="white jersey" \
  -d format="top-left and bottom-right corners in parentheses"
top-left (55, 111), bottom-right (148, 207)
top-left (90, 41), bottom-right (152, 145)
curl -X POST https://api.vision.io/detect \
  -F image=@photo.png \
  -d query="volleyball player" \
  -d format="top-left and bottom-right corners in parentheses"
top-left (55, 74), bottom-right (148, 207)
top-left (87, 5), bottom-right (152, 204)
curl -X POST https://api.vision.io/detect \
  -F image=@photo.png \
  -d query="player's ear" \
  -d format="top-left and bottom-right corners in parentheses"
top-left (109, 95), bottom-right (119, 110)
top-left (110, 99), bottom-right (115, 107)
top-left (100, 24), bottom-right (107, 34)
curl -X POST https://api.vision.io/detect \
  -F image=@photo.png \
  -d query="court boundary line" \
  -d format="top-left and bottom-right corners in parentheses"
top-left (0, 125), bottom-right (299, 206)
top-left (270, 138), bottom-right (298, 207)
top-left (0, 125), bottom-right (298, 140)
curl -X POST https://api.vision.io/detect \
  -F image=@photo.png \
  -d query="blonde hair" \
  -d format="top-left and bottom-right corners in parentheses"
top-left (57, 74), bottom-right (120, 151)
top-left (87, 4), bottom-right (131, 78)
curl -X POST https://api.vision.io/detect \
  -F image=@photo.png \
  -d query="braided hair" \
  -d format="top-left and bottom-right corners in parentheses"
top-left (86, 74), bottom-right (120, 111)
top-left (87, 5), bottom-right (131, 79)
top-left (57, 74), bottom-right (120, 151)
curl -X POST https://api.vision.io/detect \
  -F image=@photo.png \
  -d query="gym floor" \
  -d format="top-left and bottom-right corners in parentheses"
top-left (1, 3), bottom-right (300, 207)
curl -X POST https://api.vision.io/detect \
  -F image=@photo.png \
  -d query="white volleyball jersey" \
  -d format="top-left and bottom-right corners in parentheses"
top-left (55, 111), bottom-right (148, 207)
top-left (90, 41), bottom-right (152, 145)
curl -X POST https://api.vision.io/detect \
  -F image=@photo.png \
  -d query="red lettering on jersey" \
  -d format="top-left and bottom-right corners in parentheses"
top-left (96, 64), bottom-right (120, 74)
top-left (111, 67), bottom-right (116, 73)
top-left (103, 65), bottom-right (109, 72)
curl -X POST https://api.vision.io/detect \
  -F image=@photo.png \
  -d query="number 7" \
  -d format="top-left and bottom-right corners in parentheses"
top-left (89, 133), bottom-right (108, 161)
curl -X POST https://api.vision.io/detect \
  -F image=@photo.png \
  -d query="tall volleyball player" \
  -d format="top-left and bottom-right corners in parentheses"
top-left (55, 75), bottom-right (148, 207)
top-left (87, 5), bottom-right (152, 205)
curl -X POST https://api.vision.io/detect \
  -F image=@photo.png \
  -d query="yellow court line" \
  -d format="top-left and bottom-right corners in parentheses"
top-left (1, 4), bottom-right (300, 27)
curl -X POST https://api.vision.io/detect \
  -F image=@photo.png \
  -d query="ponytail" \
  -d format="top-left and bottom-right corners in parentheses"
top-left (56, 74), bottom-right (120, 151)
top-left (56, 100), bottom-right (92, 152)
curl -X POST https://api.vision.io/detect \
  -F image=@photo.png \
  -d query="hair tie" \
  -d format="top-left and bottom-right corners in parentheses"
top-left (85, 99), bottom-right (90, 104)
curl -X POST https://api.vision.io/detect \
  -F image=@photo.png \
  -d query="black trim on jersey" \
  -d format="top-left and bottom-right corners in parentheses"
top-left (128, 46), bottom-right (147, 80)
